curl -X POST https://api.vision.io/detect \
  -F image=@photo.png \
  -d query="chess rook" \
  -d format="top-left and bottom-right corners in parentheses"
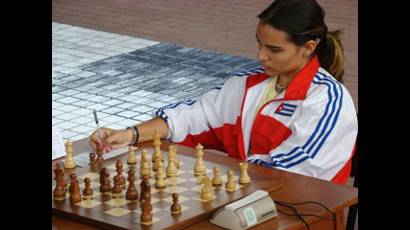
top-left (239, 162), bottom-right (251, 184)
top-left (64, 141), bottom-right (76, 169)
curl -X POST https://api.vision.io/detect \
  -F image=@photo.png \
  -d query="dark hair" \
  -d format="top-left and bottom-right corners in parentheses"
top-left (258, 0), bottom-right (345, 82)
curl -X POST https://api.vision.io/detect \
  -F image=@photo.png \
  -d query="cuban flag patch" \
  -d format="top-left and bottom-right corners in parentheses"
top-left (274, 103), bottom-right (297, 117)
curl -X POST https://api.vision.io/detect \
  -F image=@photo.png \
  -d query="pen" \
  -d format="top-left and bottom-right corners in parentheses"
top-left (93, 109), bottom-right (106, 154)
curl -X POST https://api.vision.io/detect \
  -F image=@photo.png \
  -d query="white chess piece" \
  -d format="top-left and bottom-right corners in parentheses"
top-left (127, 146), bottom-right (137, 164)
top-left (239, 162), bottom-right (250, 184)
top-left (64, 141), bottom-right (76, 169)
top-left (193, 143), bottom-right (206, 176)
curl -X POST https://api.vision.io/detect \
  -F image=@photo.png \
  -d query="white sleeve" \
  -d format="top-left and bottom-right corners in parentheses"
top-left (155, 76), bottom-right (245, 143)
top-left (248, 80), bottom-right (357, 181)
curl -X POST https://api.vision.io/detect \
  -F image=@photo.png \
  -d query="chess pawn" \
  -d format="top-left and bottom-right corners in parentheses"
top-left (89, 152), bottom-right (97, 166)
top-left (127, 146), bottom-right (137, 164)
top-left (53, 163), bottom-right (66, 200)
top-left (141, 149), bottom-right (149, 163)
top-left (126, 168), bottom-right (138, 201)
top-left (100, 168), bottom-right (111, 193)
top-left (155, 173), bottom-right (166, 189)
top-left (225, 169), bottom-right (236, 192)
top-left (143, 176), bottom-right (152, 196)
top-left (64, 141), bottom-right (76, 169)
top-left (174, 157), bottom-right (180, 169)
top-left (140, 176), bottom-right (152, 211)
top-left (54, 162), bottom-right (67, 189)
top-left (140, 160), bottom-right (151, 178)
top-left (169, 145), bottom-right (180, 169)
top-left (155, 161), bottom-right (164, 179)
top-left (170, 193), bottom-right (182, 214)
top-left (193, 143), bottom-right (206, 176)
top-left (114, 160), bottom-right (126, 186)
top-left (155, 161), bottom-right (166, 189)
top-left (212, 167), bottom-right (222, 186)
top-left (82, 177), bottom-right (93, 198)
top-left (140, 199), bottom-right (153, 224)
top-left (53, 181), bottom-right (66, 200)
top-left (139, 176), bottom-right (147, 203)
top-left (111, 177), bottom-right (123, 195)
top-left (153, 158), bottom-right (161, 171)
top-left (144, 192), bottom-right (153, 213)
top-left (239, 162), bottom-right (251, 184)
top-left (166, 160), bottom-right (178, 177)
top-left (69, 173), bottom-right (82, 203)
top-left (152, 130), bottom-right (163, 163)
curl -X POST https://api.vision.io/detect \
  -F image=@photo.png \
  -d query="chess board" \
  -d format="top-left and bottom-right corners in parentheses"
top-left (52, 146), bottom-right (282, 230)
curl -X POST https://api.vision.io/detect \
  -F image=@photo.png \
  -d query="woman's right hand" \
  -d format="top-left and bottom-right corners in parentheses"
top-left (89, 127), bottom-right (134, 153)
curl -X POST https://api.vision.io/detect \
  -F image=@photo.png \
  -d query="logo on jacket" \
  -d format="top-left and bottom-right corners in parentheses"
top-left (274, 103), bottom-right (297, 117)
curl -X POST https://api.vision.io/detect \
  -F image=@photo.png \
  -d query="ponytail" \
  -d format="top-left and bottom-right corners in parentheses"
top-left (316, 30), bottom-right (345, 82)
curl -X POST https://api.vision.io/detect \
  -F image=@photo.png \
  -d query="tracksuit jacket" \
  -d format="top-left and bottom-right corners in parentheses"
top-left (156, 56), bottom-right (358, 184)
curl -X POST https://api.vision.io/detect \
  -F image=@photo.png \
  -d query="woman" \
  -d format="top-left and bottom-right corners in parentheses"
top-left (89, 0), bottom-right (357, 184)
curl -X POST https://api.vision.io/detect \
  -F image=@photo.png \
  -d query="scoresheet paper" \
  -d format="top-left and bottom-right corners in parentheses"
top-left (52, 126), bottom-right (66, 160)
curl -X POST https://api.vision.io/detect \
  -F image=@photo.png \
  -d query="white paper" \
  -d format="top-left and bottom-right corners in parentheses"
top-left (52, 126), bottom-right (66, 160)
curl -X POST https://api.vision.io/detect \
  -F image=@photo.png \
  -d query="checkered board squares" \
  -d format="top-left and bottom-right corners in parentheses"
top-left (78, 172), bottom-right (99, 180)
top-left (60, 160), bottom-right (242, 219)
top-left (106, 163), bottom-right (130, 171)
top-left (76, 199), bottom-right (102, 208)
top-left (104, 197), bottom-right (132, 207)
top-left (190, 183), bottom-right (243, 193)
top-left (105, 207), bottom-right (132, 217)
top-left (164, 176), bottom-right (185, 186)
top-left (163, 185), bottom-right (188, 194)
top-left (53, 147), bottom-right (281, 230)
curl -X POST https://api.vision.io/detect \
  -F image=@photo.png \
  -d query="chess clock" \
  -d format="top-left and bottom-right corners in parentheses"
top-left (210, 190), bottom-right (277, 229)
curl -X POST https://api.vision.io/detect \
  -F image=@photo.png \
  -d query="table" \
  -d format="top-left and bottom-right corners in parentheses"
top-left (52, 138), bottom-right (357, 230)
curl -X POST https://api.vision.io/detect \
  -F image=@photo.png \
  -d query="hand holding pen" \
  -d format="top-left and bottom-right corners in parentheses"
top-left (93, 109), bottom-right (107, 154)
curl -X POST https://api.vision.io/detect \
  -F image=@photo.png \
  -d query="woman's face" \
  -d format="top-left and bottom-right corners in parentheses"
top-left (256, 22), bottom-right (307, 77)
